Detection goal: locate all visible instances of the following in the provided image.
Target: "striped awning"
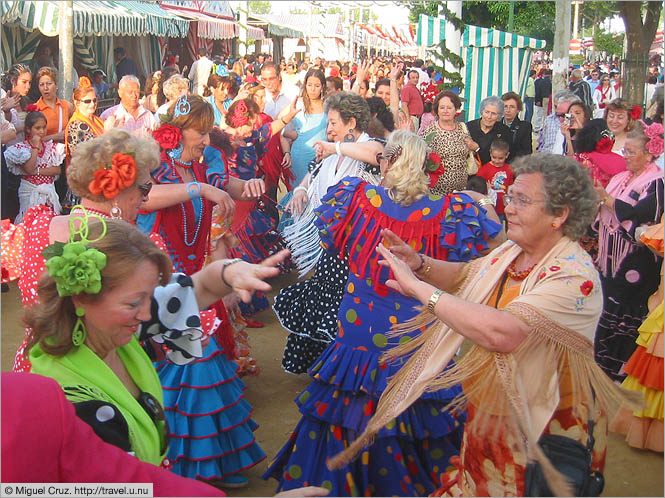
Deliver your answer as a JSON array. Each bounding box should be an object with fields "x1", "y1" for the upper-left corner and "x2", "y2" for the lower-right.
[
  {"x1": 1, "y1": 1, "x2": 189, "y2": 38},
  {"x1": 161, "y1": 7, "x2": 236, "y2": 39},
  {"x1": 418, "y1": 15, "x2": 546, "y2": 50},
  {"x1": 249, "y1": 14, "x2": 304, "y2": 39}
]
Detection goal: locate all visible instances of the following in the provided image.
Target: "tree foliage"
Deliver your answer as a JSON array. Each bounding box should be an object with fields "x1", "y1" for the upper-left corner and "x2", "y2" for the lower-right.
[
  {"x1": 593, "y1": 30, "x2": 624, "y2": 56},
  {"x1": 248, "y1": 1, "x2": 271, "y2": 15}
]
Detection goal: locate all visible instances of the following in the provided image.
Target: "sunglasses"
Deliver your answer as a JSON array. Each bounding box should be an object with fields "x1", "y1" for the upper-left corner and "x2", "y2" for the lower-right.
[
  {"x1": 137, "y1": 181, "x2": 153, "y2": 196},
  {"x1": 80, "y1": 98, "x2": 98, "y2": 104}
]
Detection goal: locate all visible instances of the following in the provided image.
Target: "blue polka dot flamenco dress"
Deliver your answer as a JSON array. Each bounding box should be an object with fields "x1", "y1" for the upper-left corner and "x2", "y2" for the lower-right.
[{"x1": 263, "y1": 177, "x2": 502, "y2": 496}]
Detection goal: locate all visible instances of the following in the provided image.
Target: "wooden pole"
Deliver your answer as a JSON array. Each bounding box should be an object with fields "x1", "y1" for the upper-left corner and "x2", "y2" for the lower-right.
[
  {"x1": 552, "y1": 0, "x2": 571, "y2": 97},
  {"x1": 58, "y1": 1, "x2": 74, "y2": 100}
]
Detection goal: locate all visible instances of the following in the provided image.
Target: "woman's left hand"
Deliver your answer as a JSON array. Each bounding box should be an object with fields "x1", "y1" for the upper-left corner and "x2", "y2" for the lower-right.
[
  {"x1": 223, "y1": 249, "x2": 290, "y2": 303},
  {"x1": 463, "y1": 136, "x2": 479, "y2": 152},
  {"x1": 242, "y1": 178, "x2": 265, "y2": 198},
  {"x1": 376, "y1": 243, "x2": 422, "y2": 298},
  {"x1": 314, "y1": 140, "x2": 336, "y2": 162}
]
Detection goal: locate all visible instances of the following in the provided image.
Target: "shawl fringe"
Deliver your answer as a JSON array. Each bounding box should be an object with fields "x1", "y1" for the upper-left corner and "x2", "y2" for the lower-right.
[
  {"x1": 282, "y1": 205, "x2": 322, "y2": 278},
  {"x1": 329, "y1": 301, "x2": 643, "y2": 497}
]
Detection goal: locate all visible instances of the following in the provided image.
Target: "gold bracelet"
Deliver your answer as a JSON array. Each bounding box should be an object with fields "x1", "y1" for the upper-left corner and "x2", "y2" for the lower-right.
[
  {"x1": 477, "y1": 197, "x2": 493, "y2": 207},
  {"x1": 417, "y1": 255, "x2": 431, "y2": 276},
  {"x1": 427, "y1": 289, "x2": 445, "y2": 314}
]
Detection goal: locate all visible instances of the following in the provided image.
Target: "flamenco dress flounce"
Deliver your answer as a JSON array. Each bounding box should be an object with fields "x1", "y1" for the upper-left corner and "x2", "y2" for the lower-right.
[{"x1": 264, "y1": 177, "x2": 502, "y2": 496}]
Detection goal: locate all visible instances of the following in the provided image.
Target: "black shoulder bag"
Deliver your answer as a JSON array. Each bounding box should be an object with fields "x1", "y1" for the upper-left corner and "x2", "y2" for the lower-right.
[{"x1": 524, "y1": 417, "x2": 605, "y2": 497}]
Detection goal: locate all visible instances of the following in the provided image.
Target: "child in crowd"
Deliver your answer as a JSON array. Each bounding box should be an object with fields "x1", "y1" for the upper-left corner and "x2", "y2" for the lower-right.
[
  {"x1": 475, "y1": 138, "x2": 514, "y2": 224},
  {"x1": 3, "y1": 108, "x2": 64, "y2": 223}
]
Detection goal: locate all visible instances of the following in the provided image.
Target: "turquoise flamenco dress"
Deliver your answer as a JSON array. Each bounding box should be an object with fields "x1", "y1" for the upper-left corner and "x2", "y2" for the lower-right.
[
  {"x1": 137, "y1": 153, "x2": 266, "y2": 482},
  {"x1": 263, "y1": 177, "x2": 501, "y2": 496}
]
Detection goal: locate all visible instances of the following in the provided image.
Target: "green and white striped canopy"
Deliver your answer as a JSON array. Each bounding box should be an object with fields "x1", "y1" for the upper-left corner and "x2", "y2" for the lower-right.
[
  {"x1": 1, "y1": 1, "x2": 189, "y2": 38},
  {"x1": 417, "y1": 15, "x2": 546, "y2": 120}
]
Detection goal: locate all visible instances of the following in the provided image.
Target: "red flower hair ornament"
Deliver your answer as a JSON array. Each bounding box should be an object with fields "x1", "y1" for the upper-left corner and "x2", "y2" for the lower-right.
[
  {"x1": 230, "y1": 100, "x2": 250, "y2": 128},
  {"x1": 25, "y1": 104, "x2": 40, "y2": 112},
  {"x1": 88, "y1": 152, "x2": 137, "y2": 199},
  {"x1": 424, "y1": 152, "x2": 445, "y2": 187},
  {"x1": 630, "y1": 105, "x2": 642, "y2": 120},
  {"x1": 594, "y1": 137, "x2": 614, "y2": 154},
  {"x1": 152, "y1": 123, "x2": 182, "y2": 150}
]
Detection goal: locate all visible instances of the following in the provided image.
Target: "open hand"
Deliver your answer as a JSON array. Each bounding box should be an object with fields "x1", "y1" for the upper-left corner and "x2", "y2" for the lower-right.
[
  {"x1": 202, "y1": 184, "x2": 235, "y2": 219},
  {"x1": 223, "y1": 249, "x2": 291, "y2": 303},
  {"x1": 286, "y1": 188, "x2": 308, "y2": 216},
  {"x1": 376, "y1": 243, "x2": 421, "y2": 298}
]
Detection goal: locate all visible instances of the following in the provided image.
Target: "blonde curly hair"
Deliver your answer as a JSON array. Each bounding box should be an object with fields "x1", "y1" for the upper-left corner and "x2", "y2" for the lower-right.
[
  {"x1": 67, "y1": 129, "x2": 159, "y2": 201},
  {"x1": 382, "y1": 129, "x2": 430, "y2": 206}
]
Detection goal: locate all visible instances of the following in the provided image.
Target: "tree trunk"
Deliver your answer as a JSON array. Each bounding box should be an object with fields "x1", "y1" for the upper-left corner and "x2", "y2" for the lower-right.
[
  {"x1": 552, "y1": 0, "x2": 571, "y2": 97},
  {"x1": 618, "y1": 1, "x2": 662, "y2": 108}
]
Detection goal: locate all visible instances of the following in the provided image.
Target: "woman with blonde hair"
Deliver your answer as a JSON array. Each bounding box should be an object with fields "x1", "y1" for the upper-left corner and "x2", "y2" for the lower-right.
[
  {"x1": 154, "y1": 74, "x2": 189, "y2": 121},
  {"x1": 33, "y1": 66, "x2": 73, "y2": 142},
  {"x1": 604, "y1": 98, "x2": 640, "y2": 155},
  {"x1": 264, "y1": 130, "x2": 502, "y2": 496}
]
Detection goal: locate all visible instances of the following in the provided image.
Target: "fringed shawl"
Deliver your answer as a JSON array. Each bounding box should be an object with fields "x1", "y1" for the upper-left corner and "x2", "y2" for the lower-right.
[
  {"x1": 282, "y1": 134, "x2": 374, "y2": 277},
  {"x1": 597, "y1": 162, "x2": 663, "y2": 278},
  {"x1": 329, "y1": 237, "x2": 642, "y2": 496}
]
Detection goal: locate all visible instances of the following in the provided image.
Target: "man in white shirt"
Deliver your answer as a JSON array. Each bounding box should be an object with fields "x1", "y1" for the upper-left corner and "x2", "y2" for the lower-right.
[
  {"x1": 411, "y1": 58, "x2": 430, "y2": 87},
  {"x1": 100, "y1": 75, "x2": 156, "y2": 137},
  {"x1": 188, "y1": 47, "x2": 214, "y2": 96},
  {"x1": 261, "y1": 62, "x2": 297, "y2": 119}
]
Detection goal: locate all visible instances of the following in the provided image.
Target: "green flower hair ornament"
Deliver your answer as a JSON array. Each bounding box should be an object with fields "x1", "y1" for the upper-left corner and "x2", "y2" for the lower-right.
[{"x1": 42, "y1": 206, "x2": 108, "y2": 297}]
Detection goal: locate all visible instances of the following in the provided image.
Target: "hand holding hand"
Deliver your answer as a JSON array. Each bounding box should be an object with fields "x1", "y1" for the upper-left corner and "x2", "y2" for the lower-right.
[{"x1": 223, "y1": 249, "x2": 291, "y2": 303}]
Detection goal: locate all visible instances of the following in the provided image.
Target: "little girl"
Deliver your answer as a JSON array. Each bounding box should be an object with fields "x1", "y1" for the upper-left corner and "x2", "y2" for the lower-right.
[{"x1": 3, "y1": 108, "x2": 64, "y2": 222}]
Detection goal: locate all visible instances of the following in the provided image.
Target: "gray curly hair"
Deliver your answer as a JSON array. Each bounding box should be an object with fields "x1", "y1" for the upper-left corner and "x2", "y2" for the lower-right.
[
  {"x1": 511, "y1": 153, "x2": 598, "y2": 240},
  {"x1": 479, "y1": 96, "x2": 505, "y2": 119},
  {"x1": 324, "y1": 91, "x2": 371, "y2": 132}
]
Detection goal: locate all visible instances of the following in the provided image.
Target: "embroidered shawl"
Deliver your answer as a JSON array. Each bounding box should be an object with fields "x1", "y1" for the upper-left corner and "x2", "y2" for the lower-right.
[{"x1": 330, "y1": 237, "x2": 641, "y2": 496}]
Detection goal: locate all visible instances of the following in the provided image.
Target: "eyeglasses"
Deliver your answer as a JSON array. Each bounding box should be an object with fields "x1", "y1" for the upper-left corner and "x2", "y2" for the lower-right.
[
  {"x1": 621, "y1": 147, "x2": 642, "y2": 157},
  {"x1": 80, "y1": 98, "x2": 98, "y2": 104},
  {"x1": 137, "y1": 181, "x2": 153, "y2": 196},
  {"x1": 503, "y1": 191, "x2": 547, "y2": 208}
]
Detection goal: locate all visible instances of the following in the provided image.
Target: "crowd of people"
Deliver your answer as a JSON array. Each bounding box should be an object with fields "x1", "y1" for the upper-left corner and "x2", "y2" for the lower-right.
[{"x1": 1, "y1": 43, "x2": 663, "y2": 497}]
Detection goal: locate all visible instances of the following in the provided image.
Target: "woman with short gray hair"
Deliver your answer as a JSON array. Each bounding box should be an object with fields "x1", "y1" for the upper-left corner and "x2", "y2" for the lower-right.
[
  {"x1": 466, "y1": 95, "x2": 513, "y2": 164},
  {"x1": 336, "y1": 152, "x2": 637, "y2": 496}
]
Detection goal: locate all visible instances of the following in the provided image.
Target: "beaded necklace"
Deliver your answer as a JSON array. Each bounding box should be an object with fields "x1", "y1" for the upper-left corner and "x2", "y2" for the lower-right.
[
  {"x1": 171, "y1": 156, "x2": 202, "y2": 247},
  {"x1": 506, "y1": 260, "x2": 537, "y2": 281},
  {"x1": 73, "y1": 206, "x2": 111, "y2": 219}
]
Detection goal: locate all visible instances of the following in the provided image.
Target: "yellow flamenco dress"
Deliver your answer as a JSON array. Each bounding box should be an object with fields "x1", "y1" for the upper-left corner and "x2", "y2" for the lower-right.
[{"x1": 610, "y1": 220, "x2": 664, "y2": 452}]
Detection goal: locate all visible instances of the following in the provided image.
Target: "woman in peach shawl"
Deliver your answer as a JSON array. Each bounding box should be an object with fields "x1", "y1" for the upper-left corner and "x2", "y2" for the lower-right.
[{"x1": 330, "y1": 154, "x2": 640, "y2": 497}]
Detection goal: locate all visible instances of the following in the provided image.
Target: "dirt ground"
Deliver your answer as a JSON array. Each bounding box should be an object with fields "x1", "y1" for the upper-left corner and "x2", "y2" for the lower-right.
[{"x1": 2, "y1": 272, "x2": 663, "y2": 497}]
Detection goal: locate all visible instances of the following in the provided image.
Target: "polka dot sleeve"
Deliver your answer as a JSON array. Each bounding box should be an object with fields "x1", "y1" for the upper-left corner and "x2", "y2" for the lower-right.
[{"x1": 138, "y1": 273, "x2": 204, "y2": 365}]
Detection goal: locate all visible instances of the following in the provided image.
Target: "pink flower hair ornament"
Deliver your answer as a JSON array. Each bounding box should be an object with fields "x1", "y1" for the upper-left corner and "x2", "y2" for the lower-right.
[{"x1": 642, "y1": 121, "x2": 664, "y2": 157}]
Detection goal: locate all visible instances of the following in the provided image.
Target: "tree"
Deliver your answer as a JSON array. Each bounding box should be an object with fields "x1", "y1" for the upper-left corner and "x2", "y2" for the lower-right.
[
  {"x1": 248, "y1": 1, "x2": 271, "y2": 15},
  {"x1": 618, "y1": 1, "x2": 662, "y2": 106},
  {"x1": 593, "y1": 30, "x2": 624, "y2": 57}
]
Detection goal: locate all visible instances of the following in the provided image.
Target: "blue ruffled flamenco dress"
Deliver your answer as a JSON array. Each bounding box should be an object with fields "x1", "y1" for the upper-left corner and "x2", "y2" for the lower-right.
[{"x1": 263, "y1": 177, "x2": 502, "y2": 496}]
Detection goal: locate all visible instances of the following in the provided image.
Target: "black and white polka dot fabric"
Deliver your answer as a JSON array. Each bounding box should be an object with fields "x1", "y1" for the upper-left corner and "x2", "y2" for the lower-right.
[
  {"x1": 138, "y1": 273, "x2": 204, "y2": 365},
  {"x1": 273, "y1": 251, "x2": 349, "y2": 374}
]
